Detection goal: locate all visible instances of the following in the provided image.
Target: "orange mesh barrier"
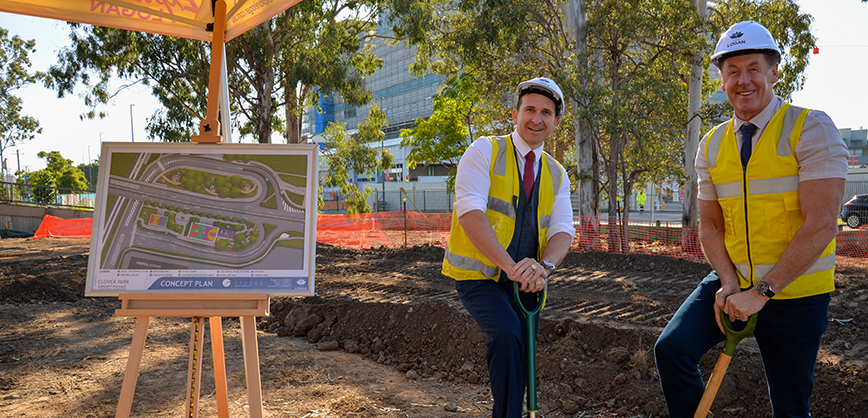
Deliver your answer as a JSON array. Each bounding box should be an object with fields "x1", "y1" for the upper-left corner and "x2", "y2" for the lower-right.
[
  {"x1": 835, "y1": 228, "x2": 868, "y2": 267},
  {"x1": 25, "y1": 211, "x2": 868, "y2": 267},
  {"x1": 317, "y1": 211, "x2": 452, "y2": 248},
  {"x1": 32, "y1": 214, "x2": 93, "y2": 239},
  {"x1": 571, "y1": 216, "x2": 706, "y2": 263},
  {"x1": 316, "y1": 213, "x2": 868, "y2": 267}
]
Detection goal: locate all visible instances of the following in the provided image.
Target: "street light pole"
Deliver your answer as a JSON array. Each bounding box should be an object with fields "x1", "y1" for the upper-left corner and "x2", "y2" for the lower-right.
[{"x1": 130, "y1": 104, "x2": 135, "y2": 142}]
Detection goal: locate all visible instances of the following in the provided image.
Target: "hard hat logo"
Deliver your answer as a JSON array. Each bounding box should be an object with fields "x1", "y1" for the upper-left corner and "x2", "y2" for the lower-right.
[{"x1": 730, "y1": 31, "x2": 744, "y2": 39}]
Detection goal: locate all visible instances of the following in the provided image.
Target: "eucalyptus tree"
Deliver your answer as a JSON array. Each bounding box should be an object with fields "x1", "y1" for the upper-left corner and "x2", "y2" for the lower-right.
[
  {"x1": 46, "y1": 0, "x2": 388, "y2": 144},
  {"x1": 578, "y1": 0, "x2": 707, "y2": 251},
  {"x1": 0, "y1": 28, "x2": 42, "y2": 174},
  {"x1": 319, "y1": 104, "x2": 392, "y2": 213}
]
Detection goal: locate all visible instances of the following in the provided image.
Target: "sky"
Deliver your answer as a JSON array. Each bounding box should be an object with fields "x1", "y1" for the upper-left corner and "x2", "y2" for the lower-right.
[{"x1": 0, "y1": 0, "x2": 866, "y2": 175}]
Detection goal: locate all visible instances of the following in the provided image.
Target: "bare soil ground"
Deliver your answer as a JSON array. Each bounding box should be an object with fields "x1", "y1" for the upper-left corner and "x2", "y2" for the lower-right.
[{"x1": 1, "y1": 237, "x2": 867, "y2": 418}]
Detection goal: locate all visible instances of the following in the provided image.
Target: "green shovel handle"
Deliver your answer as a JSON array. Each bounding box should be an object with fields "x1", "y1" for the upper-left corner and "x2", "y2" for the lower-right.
[
  {"x1": 512, "y1": 281, "x2": 547, "y2": 416},
  {"x1": 720, "y1": 311, "x2": 757, "y2": 356},
  {"x1": 512, "y1": 280, "x2": 547, "y2": 318}
]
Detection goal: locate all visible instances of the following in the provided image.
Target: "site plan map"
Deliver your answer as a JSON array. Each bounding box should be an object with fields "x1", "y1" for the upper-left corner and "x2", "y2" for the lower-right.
[{"x1": 86, "y1": 143, "x2": 318, "y2": 296}]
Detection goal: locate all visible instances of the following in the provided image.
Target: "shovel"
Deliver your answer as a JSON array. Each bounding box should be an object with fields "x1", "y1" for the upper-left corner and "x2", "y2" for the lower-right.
[
  {"x1": 693, "y1": 311, "x2": 758, "y2": 418},
  {"x1": 512, "y1": 281, "x2": 547, "y2": 418}
]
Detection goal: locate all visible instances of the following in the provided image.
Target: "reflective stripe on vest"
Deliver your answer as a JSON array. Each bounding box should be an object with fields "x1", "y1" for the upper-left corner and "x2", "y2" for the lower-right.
[
  {"x1": 734, "y1": 253, "x2": 835, "y2": 281},
  {"x1": 704, "y1": 104, "x2": 835, "y2": 299}
]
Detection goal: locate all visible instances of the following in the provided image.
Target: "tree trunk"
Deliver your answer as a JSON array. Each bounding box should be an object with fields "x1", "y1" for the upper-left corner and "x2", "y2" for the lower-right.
[
  {"x1": 606, "y1": 54, "x2": 623, "y2": 253},
  {"x1": 683, "y1": 0, "x2": 706, "y2": 253},
  {"x1": 256, "y1": 69, "x2": 274, "y2": 144},
  {"x1": 285, "y1": 75, "x2": 301, "y2": 144},
  {"x1": 567, "y1": 0, "x2": 601, "y2": 250}
]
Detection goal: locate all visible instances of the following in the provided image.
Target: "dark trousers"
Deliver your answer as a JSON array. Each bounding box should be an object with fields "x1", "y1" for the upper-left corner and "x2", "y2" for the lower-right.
[
  {"x1": 654, "y1": 272, "x2": 830, "y2": 418},
  {"x1": 456, "y1": 278, "x2": 540, "y2": 418}
]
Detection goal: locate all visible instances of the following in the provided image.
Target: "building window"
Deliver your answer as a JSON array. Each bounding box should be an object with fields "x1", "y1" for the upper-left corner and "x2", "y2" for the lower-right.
[{"x1": 344, "y1": 107, "x2": 356, "y2": 119}]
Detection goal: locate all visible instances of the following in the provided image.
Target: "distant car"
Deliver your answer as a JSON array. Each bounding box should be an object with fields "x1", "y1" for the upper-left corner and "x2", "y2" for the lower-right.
[{"x1": 841, "y1": 194, "x2": 868, "y2": 228}]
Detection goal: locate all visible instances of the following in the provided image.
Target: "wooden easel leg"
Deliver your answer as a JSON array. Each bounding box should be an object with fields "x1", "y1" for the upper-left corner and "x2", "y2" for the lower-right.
[
  {"x1": 209, "y1": 317, "x2": 230, "y2": 418},
  {"x1": 240, "y1": 316, "x2": 264, "y2": 418},
  {"x1": 185, "y1": 317, "x2": 206, "y2": 418},
  {"x1": 116, "y1": 316, "x2": 150, "y2": 418}
]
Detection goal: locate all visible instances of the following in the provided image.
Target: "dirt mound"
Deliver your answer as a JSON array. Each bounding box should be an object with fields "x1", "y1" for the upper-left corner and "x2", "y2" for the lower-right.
[{"x1": 1, "y1": 237, "x2": 867, "y2": 417}]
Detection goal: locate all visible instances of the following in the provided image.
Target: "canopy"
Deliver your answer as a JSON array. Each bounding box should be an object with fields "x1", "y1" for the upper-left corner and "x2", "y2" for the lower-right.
[{"x1": 0, "y1": 0, "x2": 302, "y2": 41}]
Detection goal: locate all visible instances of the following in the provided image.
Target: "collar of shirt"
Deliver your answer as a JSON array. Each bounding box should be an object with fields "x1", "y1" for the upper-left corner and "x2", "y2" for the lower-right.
[
  {"x1": 733, "y1": 96, "x2": 783, "y2": 148},
  {"x1": 511, "y1": 130, "x2": 544, "y2": 177}
]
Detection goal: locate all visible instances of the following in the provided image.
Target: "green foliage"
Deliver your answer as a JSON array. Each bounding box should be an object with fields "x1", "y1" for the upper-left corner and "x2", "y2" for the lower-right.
[
  {"x1": 400, "y1": 73, "x2": 492, "y2": 192},
  {"x1": 708, "y1": 0, "x2": 816, "y2": 102},
  {"x1": 580, "y1": 0, "x2": 708, "y2": 214},
  {"x1": 47, "y1": 0, "x2": 391, "y2": 144},
  {"x1": 215, "y1": 239, "x2": 230, "y2": 251},
  {"x1": 77, "y1": 161, "x2": 99, "y2": 190},
  {"x1": 319, "y1": 104, "x2": 390, "y2": 214},
  {"x1": 26, "y1": 170, "x2": 57, "y2": 204},
  {"x1": 0, "y1": 28, "x2": 43, "y2": 168},
  {"x1": 320, "y1": 106, "x2": 388, "y2": 186},
  {"x1": 345, "y1": 185, "x2": 373, "y2": 214},
  {"x1": 37, "y1": 151, "x2": 88, "y2": 190}
]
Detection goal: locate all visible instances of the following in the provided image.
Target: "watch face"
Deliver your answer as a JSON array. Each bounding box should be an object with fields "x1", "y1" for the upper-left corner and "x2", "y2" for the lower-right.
[
  {"x1": 541, "y1": 260, "x2": 555, "y2": 270},
  {"x1": 757, "y1": 281, "x2": 774, "y2": 297}
]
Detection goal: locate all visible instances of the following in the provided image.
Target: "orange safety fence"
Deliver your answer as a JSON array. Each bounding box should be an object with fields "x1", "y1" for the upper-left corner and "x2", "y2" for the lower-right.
[
  {"x1": 32, "y1": 214, "x2": 93, "y2": 239},
  {"x1": 317, "y1": 211, "x2": 452, "y2": 248},
  {"x1": 28, "y1": 212, "x2": 868, "y2": 267},
  {"x1": 316, "y1": 212, "x2": 868, "y2": 267}
]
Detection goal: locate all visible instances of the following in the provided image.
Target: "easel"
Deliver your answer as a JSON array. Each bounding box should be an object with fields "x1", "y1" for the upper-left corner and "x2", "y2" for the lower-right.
[
  {"x1": 114, "y1": 3, "x2": 266, "y2": 416},
  {"x1": 113, "y1": 293, "x2": 270, "y2": 418}
]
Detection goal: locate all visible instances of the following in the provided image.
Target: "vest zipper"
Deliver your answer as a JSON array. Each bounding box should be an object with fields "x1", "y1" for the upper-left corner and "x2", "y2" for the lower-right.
[{"x1": 742, "y1": 165, "x2": 754, "y2": 286}]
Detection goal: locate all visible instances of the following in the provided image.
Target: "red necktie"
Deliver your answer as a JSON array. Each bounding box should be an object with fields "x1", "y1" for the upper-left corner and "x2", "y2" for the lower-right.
[{"x1": 523, "y1": 151, "x2": 535, "y2": 200}]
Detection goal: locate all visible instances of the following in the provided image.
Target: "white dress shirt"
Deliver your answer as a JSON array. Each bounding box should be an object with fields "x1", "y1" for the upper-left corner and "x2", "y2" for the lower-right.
[
  {"x1": 453, "y1": 131, "x2": 576, "y2": 240},
  {"x1": 696, "y1": 96, "x2": 849, "y2": 201}
]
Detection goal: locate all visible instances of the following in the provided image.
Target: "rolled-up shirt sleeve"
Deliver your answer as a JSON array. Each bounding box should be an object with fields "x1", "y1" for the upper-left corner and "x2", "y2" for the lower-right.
[{"x1": 795, "y1": 110, "x2": 849, "y2": 181}]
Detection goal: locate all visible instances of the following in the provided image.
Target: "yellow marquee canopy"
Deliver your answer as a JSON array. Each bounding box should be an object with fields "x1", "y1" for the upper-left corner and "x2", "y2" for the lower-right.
[{"x1": 0, "y1": 0, "x2": 302, "y2": 41}]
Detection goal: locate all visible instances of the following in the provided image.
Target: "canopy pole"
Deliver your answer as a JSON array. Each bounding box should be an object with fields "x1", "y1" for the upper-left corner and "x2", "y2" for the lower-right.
[{"x1": 192, "y1": 0, "x2": 227, "y2": 144}]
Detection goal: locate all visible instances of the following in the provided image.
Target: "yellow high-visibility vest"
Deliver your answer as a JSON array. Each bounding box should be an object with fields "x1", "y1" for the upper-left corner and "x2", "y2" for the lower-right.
[
  {"x1": 442, "y1": 136, "x2": 563, "y2": 281},
  {"x1": 704, "y1": 104, "x2": 835, "y2": 299}
]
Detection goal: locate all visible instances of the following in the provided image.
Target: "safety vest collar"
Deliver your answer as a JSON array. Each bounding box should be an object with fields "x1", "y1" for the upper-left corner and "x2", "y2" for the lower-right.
[{"x1": 706, "y1": 104, "x2": 806, "y2": 169}]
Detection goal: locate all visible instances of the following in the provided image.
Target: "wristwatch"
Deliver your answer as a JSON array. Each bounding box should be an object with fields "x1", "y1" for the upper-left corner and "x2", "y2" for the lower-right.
[
  {"x1": 755, "y1": 280, "x2": 776, "y2": 298},
  {"x1": 541, "y1": 260, "x2": 556, "y2": 273}
]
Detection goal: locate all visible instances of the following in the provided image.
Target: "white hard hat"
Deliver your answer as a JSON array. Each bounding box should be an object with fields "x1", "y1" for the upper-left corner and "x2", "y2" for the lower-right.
[
  {"x1": 514, "y1": 77, "x2": 564, "y2": 116},
  {"x1": 711, "y1": 21, "x2": 781, "y2": 68}
]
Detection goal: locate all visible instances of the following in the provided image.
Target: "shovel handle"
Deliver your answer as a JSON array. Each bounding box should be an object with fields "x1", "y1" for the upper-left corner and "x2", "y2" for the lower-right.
[
  {"x1": 720, "y1": 311, "x2": 757, "y2": 356},
  {"x1": 693, "y1": 352, "x2": 732, "y2": 418},
  {"x1": 693, "y1": 311, "x2": 757, "y2": 418},
  {"x1": 512, "y1": 282, "x2": 546, "y2": 416}
]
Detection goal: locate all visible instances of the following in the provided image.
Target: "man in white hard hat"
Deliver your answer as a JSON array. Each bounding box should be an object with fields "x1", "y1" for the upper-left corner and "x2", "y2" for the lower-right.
[
  {"x1": 654, "y1": 21, "x2": 848, "y2": 417},
  {"x1": 442, "y1": 77, "x2": 575, "y2": 418}
]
